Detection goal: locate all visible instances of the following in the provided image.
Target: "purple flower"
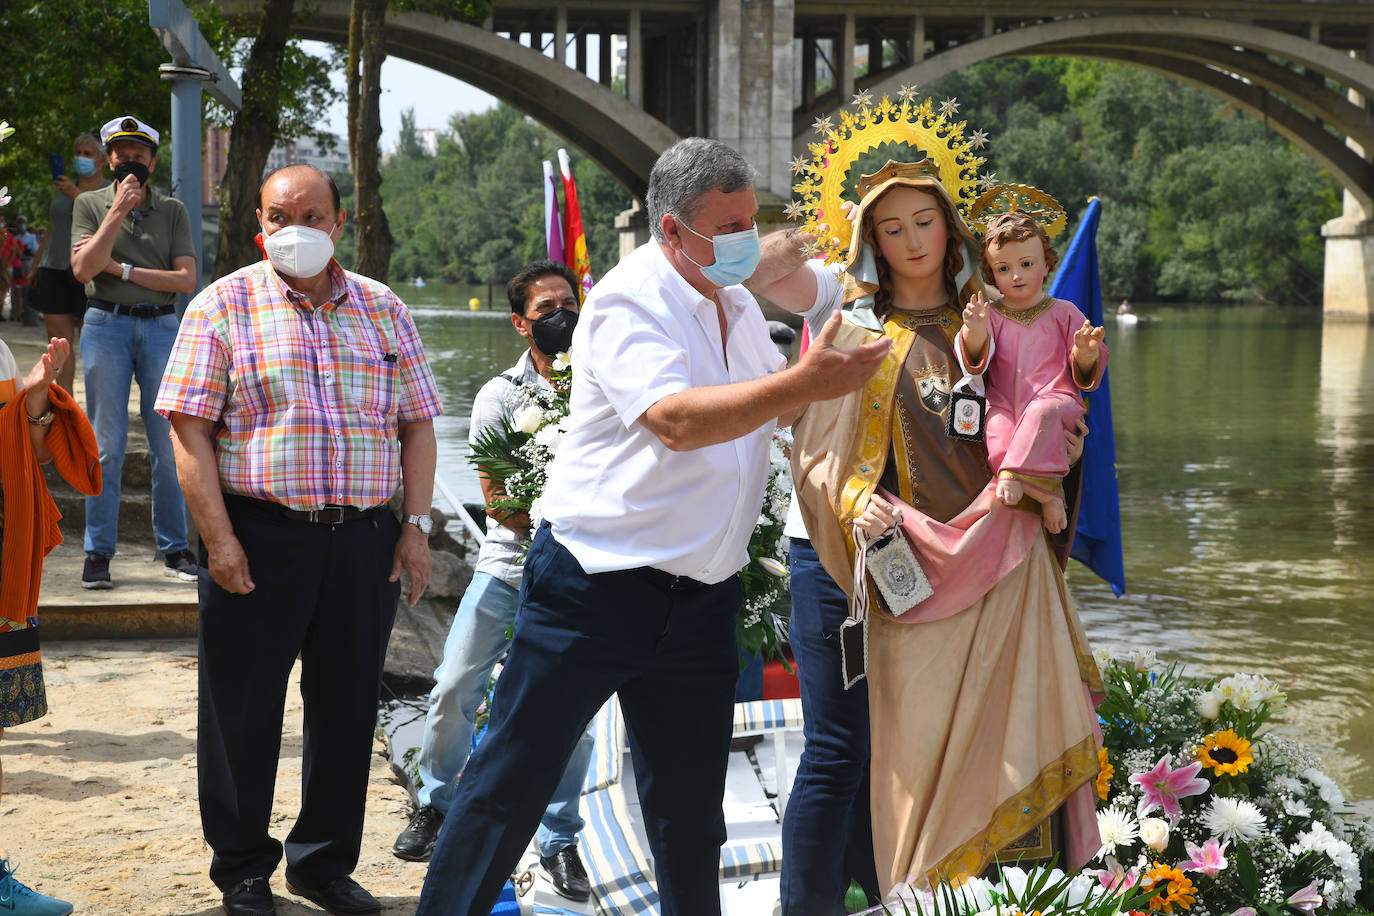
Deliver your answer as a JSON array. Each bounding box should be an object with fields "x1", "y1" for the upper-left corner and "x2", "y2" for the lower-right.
[
  {"x1": 1128, "y1": 755, "x2": 1210, "y2": 824},
  {"x1": 1286, "y1": 881, "x2": 1323, "y2": 915}
]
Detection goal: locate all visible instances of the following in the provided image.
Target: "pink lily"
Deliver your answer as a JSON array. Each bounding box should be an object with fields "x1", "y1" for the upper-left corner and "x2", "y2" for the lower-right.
[
  {"x1": 1181, "y1": 838, "x2": 1229, "y2": 878},
  {"x1": 1128, "y1": 754, "x2": 1210, "y2": 824},
  {"x1": 1286, "y1": 881, "x2": 1323, "y2": 915},
  {"x1": 1096, "y1": 857, "x2": 1140, "y2": 892},
  {"x1": 1232, "y1": 909, "x2": 1257, "y2": 916}
]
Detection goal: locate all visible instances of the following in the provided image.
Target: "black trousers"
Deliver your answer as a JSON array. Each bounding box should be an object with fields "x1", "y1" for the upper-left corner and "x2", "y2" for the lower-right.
[
  {"x1": 197, "y1": 497, "x2": 401, "y2": 890},
  {"x1": 416, "y1": 522, "x2": 742, "y2": 916}
]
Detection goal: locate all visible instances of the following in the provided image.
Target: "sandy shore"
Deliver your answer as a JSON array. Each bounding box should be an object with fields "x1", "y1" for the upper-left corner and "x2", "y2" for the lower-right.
[{"x1": 1, "y1": 639, "x2": 431, "y2": 915}]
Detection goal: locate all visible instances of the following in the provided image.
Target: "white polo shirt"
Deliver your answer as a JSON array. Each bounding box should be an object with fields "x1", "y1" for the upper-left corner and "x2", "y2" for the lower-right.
[{"x1": 541, "y1": 241, "x2": 787, "y2": 584}]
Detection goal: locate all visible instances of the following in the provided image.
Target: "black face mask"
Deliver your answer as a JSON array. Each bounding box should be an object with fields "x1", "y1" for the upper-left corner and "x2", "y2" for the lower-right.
[
  {"x1": 530, "y1": 307, "x2": 578, "y2": 356},
  {"x1": 112, "y1": 160, "x2": 150, "y2": 186}
]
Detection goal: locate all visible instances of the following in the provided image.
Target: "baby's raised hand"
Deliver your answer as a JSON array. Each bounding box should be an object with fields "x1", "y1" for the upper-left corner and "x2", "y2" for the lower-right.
[
  {"x1": 960, "y1": 291, "x2": 991, "y2": 358},
  {"x1": 1072, "y1": 319, "x2": 1105, "y2": 371}
]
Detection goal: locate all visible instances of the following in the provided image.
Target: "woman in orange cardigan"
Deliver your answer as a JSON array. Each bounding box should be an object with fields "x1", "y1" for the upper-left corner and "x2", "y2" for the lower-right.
[{"x1": 1, "y1": 334, "x2": 100, "y2": 914}]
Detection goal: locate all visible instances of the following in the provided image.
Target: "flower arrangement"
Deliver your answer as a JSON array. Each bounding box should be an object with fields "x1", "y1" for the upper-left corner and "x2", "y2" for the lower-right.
[
  {"x1": 466, "y1": 350, "x2": 792, "y2": 662},
  {"x1": 1091, "y1": 653, "x2": 1373, "y2": 916}
]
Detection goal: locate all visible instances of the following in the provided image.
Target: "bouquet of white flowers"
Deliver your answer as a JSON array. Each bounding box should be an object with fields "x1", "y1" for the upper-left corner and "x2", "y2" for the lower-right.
[
  {"x1": 1091, "y1": 654, "x2": 1373, "y2": 916},
  {"x1": 467, "y1": 351, "x2": 792, "y2": 662}
]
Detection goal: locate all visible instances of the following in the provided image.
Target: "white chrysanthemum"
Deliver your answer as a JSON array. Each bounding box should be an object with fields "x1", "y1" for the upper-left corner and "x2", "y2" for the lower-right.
[
  {"x1": 1096, "y1": 808, "x2": 1139, "y2": 859},
  {"x1": 1270, "y1": 775, "x2": 1305, "y2": 796},
  {"x1": 1197, "y1": 689, "x2": 1222, "y2": 720},
  {"x1": 1300, "y1": 767, "x2": 1345, "y2": 807},
  {"x1": 1202, "y1": 796, "x2": 1265, "y2": 843},
  {"x1": 1282, "y1": 797, "x2": 1313, "y2": 819},
  {"x1": 533, "y1": 424, "x2": 563, "y2": 452}
]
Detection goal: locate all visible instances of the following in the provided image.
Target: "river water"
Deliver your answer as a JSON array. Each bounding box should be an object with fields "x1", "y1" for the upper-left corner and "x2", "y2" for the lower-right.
[{"x1": 400, "y1": 286, "x2": 1374, "y2": 801}]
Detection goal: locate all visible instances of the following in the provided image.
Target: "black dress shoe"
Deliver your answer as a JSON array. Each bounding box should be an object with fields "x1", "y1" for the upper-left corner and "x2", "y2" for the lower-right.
[
  {"x1": 392, "y1": 804, "x2": 444, "y2": 862},
  {"x1": 540, "y1": 845, "x2": 591, "y2": 902},
  {"x1": 222, "y1": 877, "x2": 276, "y2": 916},
  {"x1": 283, "y1": 874, "x2": 381, "y2": 915}
]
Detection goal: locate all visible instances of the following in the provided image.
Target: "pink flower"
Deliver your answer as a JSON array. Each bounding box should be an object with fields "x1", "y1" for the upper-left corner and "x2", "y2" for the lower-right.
[
  {"x1": 1232, "y1": 909, "x2": 1257, "y2": 916},
  {"x1": 1128, "y1": 754, "x2": 1210, "y2": 824},
  {"x1": 1097, "y1": 857, "x2": 1140, "y2": 892},
  {"x1": 1180, "y1": 838, "x2": 1229, "y2": 878},
  {"x1": 1286, "y1": 881, "x2": 1323, "y2": 915}
]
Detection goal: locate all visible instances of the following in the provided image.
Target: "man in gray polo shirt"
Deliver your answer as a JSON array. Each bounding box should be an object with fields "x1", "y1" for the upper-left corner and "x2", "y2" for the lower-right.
[{"x1": 70, "y1": 115, "x2": 199, "y2": 589}]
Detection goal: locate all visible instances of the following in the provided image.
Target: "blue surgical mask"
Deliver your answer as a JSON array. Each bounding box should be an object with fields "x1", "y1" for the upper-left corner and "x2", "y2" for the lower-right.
[
  {"x1": 73, "y1": 155, "x2": 98, "y2": 178},
  {"x1": 679, "y1": 221, "x2": 762, "y2": 288}
]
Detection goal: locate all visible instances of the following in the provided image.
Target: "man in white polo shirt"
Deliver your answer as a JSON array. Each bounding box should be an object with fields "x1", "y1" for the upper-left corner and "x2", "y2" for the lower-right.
[{"x1": 414, "y1": 137, "x2": 890, "y2": 916}]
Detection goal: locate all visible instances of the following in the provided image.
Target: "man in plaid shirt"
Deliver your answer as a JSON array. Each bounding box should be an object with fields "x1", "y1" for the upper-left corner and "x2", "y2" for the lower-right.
[{"x1": 156, "y1": 164, "x2": 442, "y2": 916}]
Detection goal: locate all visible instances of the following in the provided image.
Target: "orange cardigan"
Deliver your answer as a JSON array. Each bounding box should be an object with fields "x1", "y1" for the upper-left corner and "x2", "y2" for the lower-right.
[{"x1": 1, "y1": 384, "x2": 101, "y2": 623}]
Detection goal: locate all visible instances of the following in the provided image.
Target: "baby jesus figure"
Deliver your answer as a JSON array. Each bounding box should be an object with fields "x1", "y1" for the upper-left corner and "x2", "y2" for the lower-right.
[{"x1": 957, "y1": 211, "x2": 1107, "y2": 533}]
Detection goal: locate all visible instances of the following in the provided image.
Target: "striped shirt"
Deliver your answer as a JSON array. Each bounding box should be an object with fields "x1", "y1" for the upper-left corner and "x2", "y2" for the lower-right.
[{"x1": 155, "y1": 259, "x2": 443, "y2": 511}]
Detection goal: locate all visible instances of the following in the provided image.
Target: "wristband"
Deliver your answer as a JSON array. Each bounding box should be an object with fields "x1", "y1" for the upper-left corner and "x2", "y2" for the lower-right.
[
  {"x1": 26, "y1": 407, "x2": 55, "y2": 427},
  {"x1": 120, "y1": 262, "x2": 132, "y2": 281}
]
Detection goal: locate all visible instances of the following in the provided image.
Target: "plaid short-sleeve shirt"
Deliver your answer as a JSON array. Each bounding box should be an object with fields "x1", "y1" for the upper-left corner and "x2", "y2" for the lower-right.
[{"x1": 155, "y1": 260, "x2": 443, "y2": 511}]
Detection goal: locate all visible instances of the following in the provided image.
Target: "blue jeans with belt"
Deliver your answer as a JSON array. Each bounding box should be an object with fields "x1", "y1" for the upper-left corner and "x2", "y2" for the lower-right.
[
  {"x1": 79, "y1": 306, "x2": 189, "y2": 556},
  {"x1": 416, "y1": 571, "x2": 595, "y2": 857},
  {"x1": 780, "y1": 537, "x2": 881, "y2": 914},
  {"x1": 416, "y1": 522, "x2": 742, "y2": 916}
]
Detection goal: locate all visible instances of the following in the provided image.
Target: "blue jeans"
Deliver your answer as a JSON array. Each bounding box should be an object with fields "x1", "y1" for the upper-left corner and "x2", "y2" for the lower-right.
[
  {"x1": 417, "y1": 571, "x2": 594, "y2": 856},
  {"x1": 79, "y1": 308, "x2": 188, "y2": 556},
  {"x1": 780, "y1": 538, "x2": 880, "y2": 915},
  {"x1": 417, "y1": 523, "x2": 741, "y2": 916}
]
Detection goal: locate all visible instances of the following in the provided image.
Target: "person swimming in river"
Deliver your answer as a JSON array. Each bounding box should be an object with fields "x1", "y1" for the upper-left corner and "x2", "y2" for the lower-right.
[{"x1": 957, "y1": 211, "x2": 1107, "y2": 533}]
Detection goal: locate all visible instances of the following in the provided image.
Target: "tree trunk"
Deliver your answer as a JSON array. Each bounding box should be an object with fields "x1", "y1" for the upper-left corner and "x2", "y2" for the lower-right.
[
  {"x1": 212, "y1": 0, "x2": 296, "y2": 280},
  {"x1": 348, "y1": 0, "x2": 393, "y2": 282}
]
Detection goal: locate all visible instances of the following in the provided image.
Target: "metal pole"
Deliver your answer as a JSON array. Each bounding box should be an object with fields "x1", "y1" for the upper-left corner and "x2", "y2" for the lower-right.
[{"x1": 164, "y1": 69, "x2": 206, "y2": 307}]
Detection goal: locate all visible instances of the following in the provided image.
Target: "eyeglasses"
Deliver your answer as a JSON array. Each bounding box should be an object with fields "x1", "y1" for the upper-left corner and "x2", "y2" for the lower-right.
[{"x1": 128, "y1": 209, "x2": 143, "y2": 239}]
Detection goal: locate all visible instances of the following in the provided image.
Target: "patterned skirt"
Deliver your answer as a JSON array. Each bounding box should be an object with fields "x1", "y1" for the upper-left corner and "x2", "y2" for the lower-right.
[{"x1": 0, "y1": 616, "x2": 48, "y2": 728}]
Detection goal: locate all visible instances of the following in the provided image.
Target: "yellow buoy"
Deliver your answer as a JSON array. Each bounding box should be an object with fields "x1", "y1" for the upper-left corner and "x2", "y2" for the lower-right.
[{"x1": 468, "y1": 297, "x2": 482, "y2": 311}]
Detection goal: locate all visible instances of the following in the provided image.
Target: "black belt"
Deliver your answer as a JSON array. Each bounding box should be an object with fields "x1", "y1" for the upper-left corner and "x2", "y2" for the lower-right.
[
  {"x1": 635, "y1": 566, "x2": 712, "y2": 592},
  {"x1": 226, "y1": 494, "x2": 386, "y2": 526},
  {"x1": 88, "y1": 298, "x2": 174, "y2": 318}
]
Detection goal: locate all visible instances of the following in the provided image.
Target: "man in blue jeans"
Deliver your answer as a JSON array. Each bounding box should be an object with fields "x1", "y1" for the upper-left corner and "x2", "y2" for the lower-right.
[
  {"x1": 392, "y1": 259, "x2": 595, "y2": 901},
  {"x1": 70, "y1": 115, "x2": 198, "y2": 589}
]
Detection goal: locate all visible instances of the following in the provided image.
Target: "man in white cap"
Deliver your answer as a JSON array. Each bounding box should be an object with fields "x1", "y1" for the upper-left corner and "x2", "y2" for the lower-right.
[{"x1": 70, "y1": 115, "x2": 199, "y2": 589}]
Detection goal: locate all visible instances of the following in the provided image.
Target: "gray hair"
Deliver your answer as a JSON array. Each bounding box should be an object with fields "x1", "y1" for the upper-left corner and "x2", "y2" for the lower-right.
[{"x1": 647, "y1": 138, "x2": 756, "y2": 242}]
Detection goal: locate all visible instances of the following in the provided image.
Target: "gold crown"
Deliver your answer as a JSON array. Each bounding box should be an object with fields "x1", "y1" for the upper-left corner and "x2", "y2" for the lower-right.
[
  {"x1": 966, "y1": 183, "x2": 1067, "y2": 239},
  {"x1": 786, "y1": 89, "x2": 1067, "y2": 262}
]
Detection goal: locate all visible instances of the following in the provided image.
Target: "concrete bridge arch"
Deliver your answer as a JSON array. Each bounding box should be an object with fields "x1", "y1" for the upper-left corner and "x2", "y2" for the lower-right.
[
  {"x1": 224, "y1": 0, "x2": 679, "y2": 200},
  {"x1": 802, "y1": 15, "x2": 1374, "y2": 214}
]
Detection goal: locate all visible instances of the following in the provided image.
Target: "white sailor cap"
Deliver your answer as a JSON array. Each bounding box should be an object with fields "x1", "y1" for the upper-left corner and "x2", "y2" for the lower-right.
[{"x1": 100, "y1": 116, "x2": 160, "y2": 151}]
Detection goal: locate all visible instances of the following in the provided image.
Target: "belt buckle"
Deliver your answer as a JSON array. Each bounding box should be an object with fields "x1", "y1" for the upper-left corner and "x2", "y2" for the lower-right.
[{"x1": 310, "y1": 505, "x2": 348, "y2": 525}]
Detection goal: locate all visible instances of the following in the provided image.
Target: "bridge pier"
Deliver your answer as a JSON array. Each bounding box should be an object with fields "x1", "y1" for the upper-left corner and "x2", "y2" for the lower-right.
[
  {"x1": 708, "y1": 0, "x2": 795, "y2": 200},
  {"x1": 1322, "y1": 201, "x2": 1374, "y2": 322}
]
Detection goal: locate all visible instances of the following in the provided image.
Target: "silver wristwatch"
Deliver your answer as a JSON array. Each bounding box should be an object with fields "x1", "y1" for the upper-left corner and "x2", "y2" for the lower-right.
[{"x1": 404, "y1": 513, "x2": 434, "y2": 535}]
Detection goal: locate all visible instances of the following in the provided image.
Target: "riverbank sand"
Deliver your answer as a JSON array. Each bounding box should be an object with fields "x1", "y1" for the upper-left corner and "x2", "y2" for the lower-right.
[{"x1": 1, "y1": 640, "x2": 429, "y2": 914}]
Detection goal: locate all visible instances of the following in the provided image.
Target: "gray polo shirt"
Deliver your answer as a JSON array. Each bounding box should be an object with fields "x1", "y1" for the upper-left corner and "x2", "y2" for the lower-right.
[{"x1": 71, "y1": 183, "x2": 195, "y2": 306}]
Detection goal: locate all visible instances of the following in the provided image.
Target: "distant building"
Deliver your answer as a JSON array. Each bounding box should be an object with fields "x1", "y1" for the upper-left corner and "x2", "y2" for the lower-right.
[
  {"x1": 265, "y1": 131, "x2": 351, "y2": 176},
  {"x1": 202, "y1": 126, "x2": 231, "y2": 208}
]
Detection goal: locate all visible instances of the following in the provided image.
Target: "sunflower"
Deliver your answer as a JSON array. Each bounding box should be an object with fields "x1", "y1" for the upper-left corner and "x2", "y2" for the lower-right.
[
  {"x1": 1096, "y1": 747, "x2": 1115, "y2": 800},
  {"x1": 1142, "y1": 863, "x2": 1197, "y2": 914},
  {"x1": 1197, "y1": 729, "x2": 1254, "y2": 777}
]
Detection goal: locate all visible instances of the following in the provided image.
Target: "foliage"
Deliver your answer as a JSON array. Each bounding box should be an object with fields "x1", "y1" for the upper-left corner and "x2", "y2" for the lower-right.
[
  {"x1": 1091, "y1": 652, "x2": 1374, "y2": 915},
  {"x1": 921, "y1": 60, "x2": 1343, "y2": 305},
  {"x1": 853, "y1": 862, "x2": 1147, "y2": 916},
  {"x1": 339, "y1": 104, "x2": 631, "y2": 282},
  {"x1": 0, "y1": 0, "x2": 338, "y2": 224},
  {"x1": 466, "y1": 353, "x2": 791, "y2": 664}
]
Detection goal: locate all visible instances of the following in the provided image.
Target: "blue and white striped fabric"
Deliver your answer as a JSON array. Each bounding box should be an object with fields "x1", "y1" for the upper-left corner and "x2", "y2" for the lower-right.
[{"x1": 732, "y1": 698, "x2": 804, "y2": 735}]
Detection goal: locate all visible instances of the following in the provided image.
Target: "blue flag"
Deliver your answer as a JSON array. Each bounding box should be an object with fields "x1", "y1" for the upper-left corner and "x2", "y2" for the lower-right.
[{"x1": 1047, "y1": 198, "x2": 1125, "y2": 596}]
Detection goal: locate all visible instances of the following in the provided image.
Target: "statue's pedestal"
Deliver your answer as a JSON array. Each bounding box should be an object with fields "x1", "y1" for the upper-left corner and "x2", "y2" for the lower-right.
[{"x1": 1322, "y1": 215, "x2": 1374, "y2": 321}]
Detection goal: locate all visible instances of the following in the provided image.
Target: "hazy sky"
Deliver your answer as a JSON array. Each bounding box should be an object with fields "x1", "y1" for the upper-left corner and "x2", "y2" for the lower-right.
[
  {"x1": 301, "y1": 32, "x2": 608, "y2": 152},
  {"x1": 301, "y1": 40, "x2": 497, "y2": 149}
]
